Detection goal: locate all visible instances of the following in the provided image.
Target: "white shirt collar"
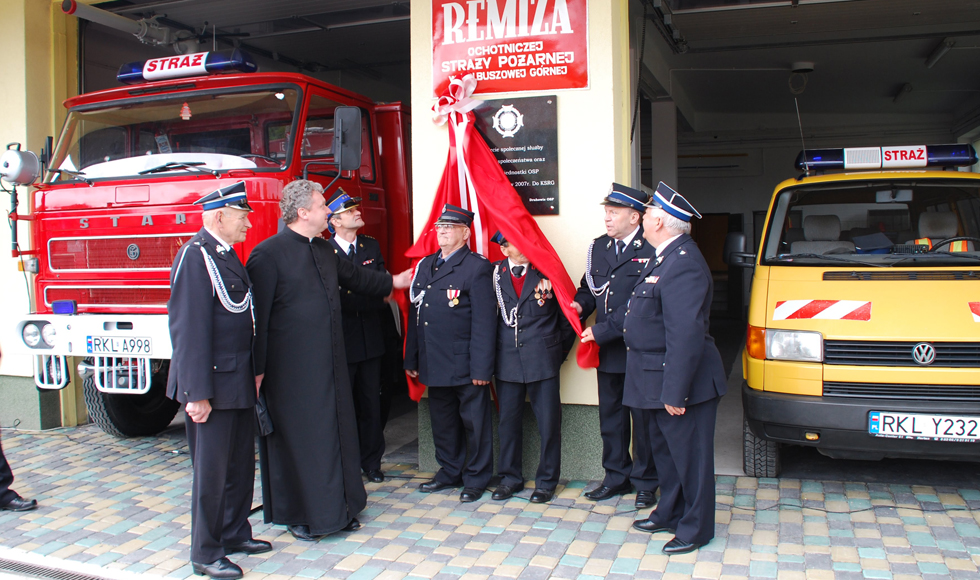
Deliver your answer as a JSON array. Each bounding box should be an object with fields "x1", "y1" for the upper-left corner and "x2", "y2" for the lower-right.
[
  {"x1": 656, "y1": 234, "x2": 683, "y2": 256},
  {"x1": 507, "y1": 258, "x2": 529, "y2": 276},
  {"x1": 334, "y1": 235, "x2": 356, "y2": 254},
  {"x1": 204, "y1": 227, "x2": 231, "y2": 251},
  {"x1": 617, "y1": 226, "x2": 641, "y2": 250}
]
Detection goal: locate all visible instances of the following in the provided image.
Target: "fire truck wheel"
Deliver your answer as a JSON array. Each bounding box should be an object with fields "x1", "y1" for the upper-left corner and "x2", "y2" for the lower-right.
[
  {"x1": 743, "y1": 417, "x2": 781, "y2": 478},
  {"x1": 82, "y1": 360, "x2": 180, "y2": 438}
]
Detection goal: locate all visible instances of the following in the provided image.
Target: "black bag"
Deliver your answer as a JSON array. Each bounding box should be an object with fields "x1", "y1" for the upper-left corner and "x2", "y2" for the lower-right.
[{"x1": 255, "y1": 391, "x2": 274, "y2": 436}]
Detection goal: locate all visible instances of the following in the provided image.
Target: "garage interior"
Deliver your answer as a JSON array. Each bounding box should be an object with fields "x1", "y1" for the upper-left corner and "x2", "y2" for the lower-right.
[{"x1": 77, "y1": 0, "x2": 980, "y2": 484}]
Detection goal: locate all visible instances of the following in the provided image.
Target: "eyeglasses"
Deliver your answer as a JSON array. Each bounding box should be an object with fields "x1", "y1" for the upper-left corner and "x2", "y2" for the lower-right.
[{"x1": 434, "y1": 224, "x2": 460, "y2": 231}]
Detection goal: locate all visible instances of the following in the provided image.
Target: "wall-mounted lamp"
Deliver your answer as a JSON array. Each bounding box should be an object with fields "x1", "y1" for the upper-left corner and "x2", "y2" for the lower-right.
[
  {"x1": 925, "y1": 38, "x2": 956, "y2": 68},
  {"x1": 893, "y1": 83, "x2": 913, "y2": 103}
]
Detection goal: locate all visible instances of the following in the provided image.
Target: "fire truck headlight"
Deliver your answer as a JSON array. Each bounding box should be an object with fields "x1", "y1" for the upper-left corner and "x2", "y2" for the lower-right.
[
  {"x1": 766, "y1": 329, "x2": 823, "y2": 362},
  {"x1": 22, "y1": 323, "x2": 41, "y2": 348},
  {"x1": 40, "y1": 323, "x2": 57, "y2": 347}
]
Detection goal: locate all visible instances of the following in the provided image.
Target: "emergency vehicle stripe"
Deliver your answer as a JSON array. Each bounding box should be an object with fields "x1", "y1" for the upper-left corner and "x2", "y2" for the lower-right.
[
  {"x1": 773, "y1": 300, "x2": 872, "y2": 321},
  {"x1": 970, "y1": 302, "x2": 980, "y2": 322}
]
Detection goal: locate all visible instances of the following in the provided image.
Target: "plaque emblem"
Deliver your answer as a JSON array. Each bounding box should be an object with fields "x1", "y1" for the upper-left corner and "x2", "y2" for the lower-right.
[
  {"x1": 911, "y1": 343, "x2": 936, "y2": 366},
  {"x1": 126, "y1": 243, "x2": 141, "y2": 261},
  {"x1": 492, "y1": 104, "x2": 524, "y2": 138}
]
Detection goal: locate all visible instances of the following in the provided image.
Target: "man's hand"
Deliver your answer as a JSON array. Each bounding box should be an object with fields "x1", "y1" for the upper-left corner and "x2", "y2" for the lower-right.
[
  {"x1": 186, "y1": 400, "x2": 212, "y2": 423},
  {"x1": 392, "y1": 268, "x2": 413, "y2": 289},
  {"x1": 406, "y1": 369, "x2": 419, "y2": 378},
  {"x1": 255, "y1": 374, "x2": 264, "y2": 396},
  {"x1": 569, "y1": 300, "x2": 583, "y2": 316},
  {"x1": 665, "y1": 404, "x2": 686, "y2": 416},
  {"x1": 472, "y1": 379, "x2": 490, "y2": 386},
  {"x1": 580, "y1": 327, "x2": 595, "y2": 343}
]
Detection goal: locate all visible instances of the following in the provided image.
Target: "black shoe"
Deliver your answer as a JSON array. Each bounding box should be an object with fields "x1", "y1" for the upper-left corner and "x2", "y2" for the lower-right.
[
  {"x1": 192, "y1": 558, "x2": 243, "y2": 580},
  {"x1": 632, "y1": 519, "x2": 672, "y2": 534},
  {"x1": 635, "y1": 490, "x2": 656, "y2": 509},
  {"x1": 584, "y1": 483, "x2": 631, "y2": 501},
  {"x1": 491, "y1": 484, "x2": 524, "y2": 501},
  {"x1": 224, "y1": 538, "x2": 272, "y2": 555},
  {"x1": 459, "y1": 488, "x2": 484, "y2": 503},
  {"x1": 366, "y1": 470, "x2": 384, "y2": 483},
  {"x1": 529, "y1": 488, "x2": 554, "y2": 504},
  {"x1": 0, "y1": 496, "x2": 37, "y2": 512},
  {"x1": 662, "y1": 537, "x2": 704, "y2": 555},
  {"x1": 342, "y1": 518, "x2": 361, "y2": 532},
  {"x1": 287, "y1": 525, "x2": 320, "y2": 542},
  {"x1": 419, "y1": 479, "x2": 460, "y2": 493}
]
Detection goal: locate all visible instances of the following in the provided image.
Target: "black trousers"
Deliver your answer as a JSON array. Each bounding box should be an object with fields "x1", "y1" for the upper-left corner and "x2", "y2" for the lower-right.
[
  {"x1": 640, "y1": 398, "x2": 719, "y2": 545},
  {"x1": 427, "y1": 384, "x2": 493, "y2": 490},
  {"x1": 596, "y1": 371, "x2": 657, "y2": 491},
  {"x1": 185, "y1": 408, "x2": 255, "y2": 563},
  {"x1": 496, "y1": 377, "x2": 562, "y2": 491},
  {"x1": 0, "y1": 431, "x2": 18, "y2": 507},
  {"x1": 348, "y1": 355, "x2": 385, "y2": 472}
]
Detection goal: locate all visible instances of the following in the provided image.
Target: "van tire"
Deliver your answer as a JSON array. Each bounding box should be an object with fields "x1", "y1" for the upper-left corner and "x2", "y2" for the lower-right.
[
  {"x1": 83, "y1": 359, "x2": 180, "y2": 438},
  {"x1": 743, "y1": 417, "x2": 781, "y2": 478}
]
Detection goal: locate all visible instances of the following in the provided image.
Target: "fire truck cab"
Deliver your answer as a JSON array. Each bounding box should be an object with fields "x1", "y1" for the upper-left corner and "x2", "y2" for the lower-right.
[
  {"x1": 733, "y1": 144, "x2": 980, "y2": 477},
  {"x1": 4, "y1": 50, "x2": 413, "y2": 437}
]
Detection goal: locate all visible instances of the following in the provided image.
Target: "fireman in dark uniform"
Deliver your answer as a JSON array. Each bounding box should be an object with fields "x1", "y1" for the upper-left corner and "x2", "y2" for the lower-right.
[
  {"x1": 489, "y1": 232, "x2": 575, "y2": 504},
  {"x1": 167, "y1": 182, "x2": 271, "y2": 580},
  {"x1": 608, "y1": 182, "x2": 727, "y2": 555},
  {"x1": 404, "y1": 204, "x2": 496, "y2": 503},
  {"x1": 327, "y1": 189, "x2": 389, "y2": 483},
  {"x1": 570, "y1": 183, "x2": 658, "y2": 508}
]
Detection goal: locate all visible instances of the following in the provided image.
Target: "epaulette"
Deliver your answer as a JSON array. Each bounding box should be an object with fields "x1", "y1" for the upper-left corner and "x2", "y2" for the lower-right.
[{"x1": 360, "y1": 234, "x2": 376, "y2": 240}]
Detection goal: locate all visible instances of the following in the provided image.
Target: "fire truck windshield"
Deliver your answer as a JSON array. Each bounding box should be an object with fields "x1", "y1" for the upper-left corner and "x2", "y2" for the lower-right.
[{"x1": 46, "y1": 87, "x2": 300, "y2": 183}]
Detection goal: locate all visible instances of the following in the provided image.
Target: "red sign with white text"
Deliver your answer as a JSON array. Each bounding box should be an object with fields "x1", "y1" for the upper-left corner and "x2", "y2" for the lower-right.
[{"x1": 432, "y1": 0, "x2": 589, "y2": 96}]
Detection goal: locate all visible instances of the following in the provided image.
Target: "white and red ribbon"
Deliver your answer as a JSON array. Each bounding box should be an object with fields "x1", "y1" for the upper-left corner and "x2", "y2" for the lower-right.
[{"x1": 773, "y1": 300, "x2": 872, "y2": 321}]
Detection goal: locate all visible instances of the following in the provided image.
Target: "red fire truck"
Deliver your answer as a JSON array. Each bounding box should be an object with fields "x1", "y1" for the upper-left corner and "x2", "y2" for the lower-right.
[{"x1": 4, "y1": 50, "x2": 414, "y2": 437}]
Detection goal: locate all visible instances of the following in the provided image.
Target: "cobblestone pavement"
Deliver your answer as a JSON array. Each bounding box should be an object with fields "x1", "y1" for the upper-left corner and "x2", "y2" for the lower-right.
[{"x1": 1, "y1": 424, "x2": 979, "y2": 580}]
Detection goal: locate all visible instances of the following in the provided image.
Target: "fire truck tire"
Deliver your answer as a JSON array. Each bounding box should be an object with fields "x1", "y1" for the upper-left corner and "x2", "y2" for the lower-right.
[
  {"x1": 82, "y1": 360, "x2": 180, "y2": 438},
  {"x1": 743, "y1": 417, "x2": 781, "y2": 478}
]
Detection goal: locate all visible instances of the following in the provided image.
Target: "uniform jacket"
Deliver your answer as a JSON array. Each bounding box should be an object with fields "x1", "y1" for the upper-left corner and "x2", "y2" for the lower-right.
[
  {"x1": 404, "y1": 249, "x2": 496, "y2": 387},
  {"x1": 574, "y1": 229, "x2": 655, "y2": 373},
  {"x1": 329, "y1": 234, "x2": 388, "y2": 363},
  {"x1": 492, "y1": 260, "x2": 576, "y2": 384},
  {"x1": 167, "y1": 228, "x2": 255, "y2": 409},
  {"x1": 621, "y1": 234, "x2": 728, "y2": 409}
]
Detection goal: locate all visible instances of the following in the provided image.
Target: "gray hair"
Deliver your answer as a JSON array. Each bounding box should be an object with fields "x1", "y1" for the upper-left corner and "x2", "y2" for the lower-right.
[
  {"x1": 280, "y1": 180, "x2": 323, "y2": 224},
  {"x1": 655, "y1": 207, "x2": 692, "y2": 235}
]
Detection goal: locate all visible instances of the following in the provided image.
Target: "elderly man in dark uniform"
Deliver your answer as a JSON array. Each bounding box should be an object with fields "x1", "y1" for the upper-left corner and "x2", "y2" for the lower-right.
[
  {"x1": 570, "y1": 183, "x2": 658, "y2": 508},
  {"x1": 489, "y1": 232, "x2": 575, "y2": 504},
  {"x1": 405, "y1": 204, "x2": 496, "y2": 503},
  {"x1": 326, "y1": 188, "x2": 389, "y2": 483},
  {"x1": 616, "y1": 182, "x2": 727, "y2": 555},
  {"x1": 167, "y1": 182, "x2": 271, "y2": 580}
]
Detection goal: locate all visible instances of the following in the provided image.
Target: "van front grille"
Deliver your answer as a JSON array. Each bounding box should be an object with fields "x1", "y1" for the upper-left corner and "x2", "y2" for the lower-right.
[
  {"x1": 824, "y1": 340, "x2": 980, "y2": 367},
  {"x1": 823, "y1": 381, "x2": 980, "y2": 402}
]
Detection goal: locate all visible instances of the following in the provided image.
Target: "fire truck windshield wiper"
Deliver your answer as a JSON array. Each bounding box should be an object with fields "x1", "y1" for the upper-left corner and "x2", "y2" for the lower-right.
[
  {"x1": 772, "y1": 253, "x2": 888, "y2": 267},
  {"x1": 49, "y1": 168, "x2": 94, "y2": 186},
  {"x1": 138, "y1": 161, "x2": 219, "y2": 177},
  {"x1": 889, "y1": 252, "x2": 980, "y2": 266}
]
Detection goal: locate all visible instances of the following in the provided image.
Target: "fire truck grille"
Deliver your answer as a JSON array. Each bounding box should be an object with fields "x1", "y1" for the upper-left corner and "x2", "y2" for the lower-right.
[
  {"x1": 45, "y1": 286, "x2": 171, "y2": 308},
  {"x1": 824, "y1": 340, "x2": 980, "y2": 367},
  {"x1": 823, "y1": 381, "x2": 980, "y2": 401},
  {"x1": 49, "y1": 234, "x2": 193, "y2": 271}
]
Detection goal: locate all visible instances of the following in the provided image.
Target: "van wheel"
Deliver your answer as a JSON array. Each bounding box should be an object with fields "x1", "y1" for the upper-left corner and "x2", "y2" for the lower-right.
[
  {"x1": 82, "y1": 359, "x2": 180, "y2": 438},
  {"x1": 743, "y1": 418, "x2": 781, "y2": 478}
]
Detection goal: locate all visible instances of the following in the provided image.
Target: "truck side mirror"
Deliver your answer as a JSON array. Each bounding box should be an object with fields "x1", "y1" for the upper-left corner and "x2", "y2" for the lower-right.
[
  {"x1": 332, "y1": 106, "x2": 362, "y2": 172},
  {"x1": 723, "y1": 232, "x2": 756, "y2": 267}
]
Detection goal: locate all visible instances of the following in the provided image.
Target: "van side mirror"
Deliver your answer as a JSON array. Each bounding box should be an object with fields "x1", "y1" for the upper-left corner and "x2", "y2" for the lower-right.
[
  {"x1": 332, "y1": 106, "x2": 362, "y2": 172},
  {"x1": 723, "y1": 232, "x2": 756, "y2": 267}
]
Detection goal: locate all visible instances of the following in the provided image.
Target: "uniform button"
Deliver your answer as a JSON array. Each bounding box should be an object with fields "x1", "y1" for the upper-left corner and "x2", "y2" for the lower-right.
[
  {"x1": 424, "y1": 322, "x2": 429, "y2": 326},
  {"x1": 611, "y1": 274, "x2": 615, "y2": 278},
  {"x1": 213, "y1": 366, "x2": 217, "y2": 370},
  {"x1": 425, "y1": 303, "x2": 429, "y2": 307},
  {"x1": 518, "y1": 315, "x2": 522, "y2": 319},
  {"x1": 519, "y1": 343, "x2": 523, "y2": 347},
  {"x1": 519, "y1": 329, "x2": 524, "y2": 333},
  {"x1": 609, "y1": 291, "x2": 614, "y2": 295},
  {"x1": 626, "y1": 347, "x2": 630, "y2": 351},
  {"x1": 427, "y1": 285, "x2": 431, "y2": 289}
]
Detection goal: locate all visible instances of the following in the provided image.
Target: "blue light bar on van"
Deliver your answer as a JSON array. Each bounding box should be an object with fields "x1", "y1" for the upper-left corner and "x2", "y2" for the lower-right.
[
  {"x1": 117, "y1": 49, "x2": 258, "y2": 85},
  {"x1": 795, "y1": 144, "x2": 978, "y2": 171}
]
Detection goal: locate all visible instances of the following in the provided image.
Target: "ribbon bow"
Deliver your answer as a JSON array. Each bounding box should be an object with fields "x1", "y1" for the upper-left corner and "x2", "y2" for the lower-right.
[{"x1": 431, "y1": 74, "x2": 481, "y2": 125}]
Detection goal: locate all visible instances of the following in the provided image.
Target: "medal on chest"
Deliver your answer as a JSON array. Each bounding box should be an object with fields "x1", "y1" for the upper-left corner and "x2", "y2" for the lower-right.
[
  {"x1": 645, "y1": 275, "x2": 660, "y2": 284},
  {"x1": 447, "y1": 289, "x2": 460, "y2": 307}
]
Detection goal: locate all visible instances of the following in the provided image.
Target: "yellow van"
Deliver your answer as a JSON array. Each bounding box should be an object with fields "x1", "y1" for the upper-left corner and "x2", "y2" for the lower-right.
[{"x1": 732, "y1": 144, "x2": 980, "y2": 477}]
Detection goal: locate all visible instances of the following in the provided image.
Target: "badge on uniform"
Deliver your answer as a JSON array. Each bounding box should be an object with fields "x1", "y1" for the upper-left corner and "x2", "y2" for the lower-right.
[
  {"x1": 606, "y1": 240, "x2": 612, "y2": 249},
  {"x1": 534, "y1": 290, "x2": 553, "y2": 307},
  {"x1": 633, "y1": 258, "x2": 649, "y2": 264},
  {"x1": 645, "y1": 275, "x2": 659, "y2": 284},
  {"x1": 361, "y1": 259, "x2": 375, "y2": 266},
  {"x1": 447, "y1": 289, "x2": 460, "y2": 307},
  {"x1": 656, "y1": 255, "x2": 664, "y2": 265},
  {"x1": 633, "y1": 238, "x2": 642, "y2": 248},
  {"x1": 216, "y1": 245, "x2": 227, "y2": 254},
  {"x1": 679, "y1": 249, "x2": 687, "y2": 255}
]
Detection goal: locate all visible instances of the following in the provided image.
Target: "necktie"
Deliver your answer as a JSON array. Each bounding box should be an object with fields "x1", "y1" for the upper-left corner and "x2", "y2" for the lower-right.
[
  {"x1": 434, "y1": 256, "x2": 446, "y2": 268},
  {"x1": 616, "y1": 240, "x2": 626, "y2": 256},
  {"x1": 348, "y1": 245, "x2": 356, "y2": 260},
  {"x1": 512, "y1": 265, "x2": 525, "y2": 277}
]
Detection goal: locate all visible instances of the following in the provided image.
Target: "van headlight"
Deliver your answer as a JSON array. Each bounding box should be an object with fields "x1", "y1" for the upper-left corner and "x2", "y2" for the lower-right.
[
  {"x1": 22, "y1": 323, "x2": 41, "y2": 348},
  {"x1": 766, "y1": 329, "x2": 823, "y2": 362},
  {"x1": 40, "y1": 323, "x2": 56, "y2": 347}
]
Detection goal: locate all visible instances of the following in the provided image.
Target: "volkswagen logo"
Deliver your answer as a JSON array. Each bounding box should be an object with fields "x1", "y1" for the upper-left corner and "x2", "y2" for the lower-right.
[
  {"x1": 911, "y1": 343, "x2": 936, "y2": 366},
  {"x1": 126, "y1": 243, "x2": 140, "y2": 261}
]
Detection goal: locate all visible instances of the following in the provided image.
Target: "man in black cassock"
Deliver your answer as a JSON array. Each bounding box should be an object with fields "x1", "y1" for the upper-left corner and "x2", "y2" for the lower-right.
[{"x1": 247, "y1": 180, "x2": 412, "y2": 541}]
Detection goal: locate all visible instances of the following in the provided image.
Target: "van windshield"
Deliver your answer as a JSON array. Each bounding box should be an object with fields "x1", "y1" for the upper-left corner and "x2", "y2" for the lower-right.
[
  {"x1": 46, "y1": 86, "x2": 300, "y2": 183},
  {"x1": 762, "y1": 179, "x2": 980, "y2": 267}
]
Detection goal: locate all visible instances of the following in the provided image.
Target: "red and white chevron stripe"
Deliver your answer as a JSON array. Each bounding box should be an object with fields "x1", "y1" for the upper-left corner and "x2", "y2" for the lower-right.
[
  {"x1": 970, "y1": 302, "x2": 980, "y2": 322},
  {"x1": 773, "y1": 300, "x2": 872, "y2": 321}
]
